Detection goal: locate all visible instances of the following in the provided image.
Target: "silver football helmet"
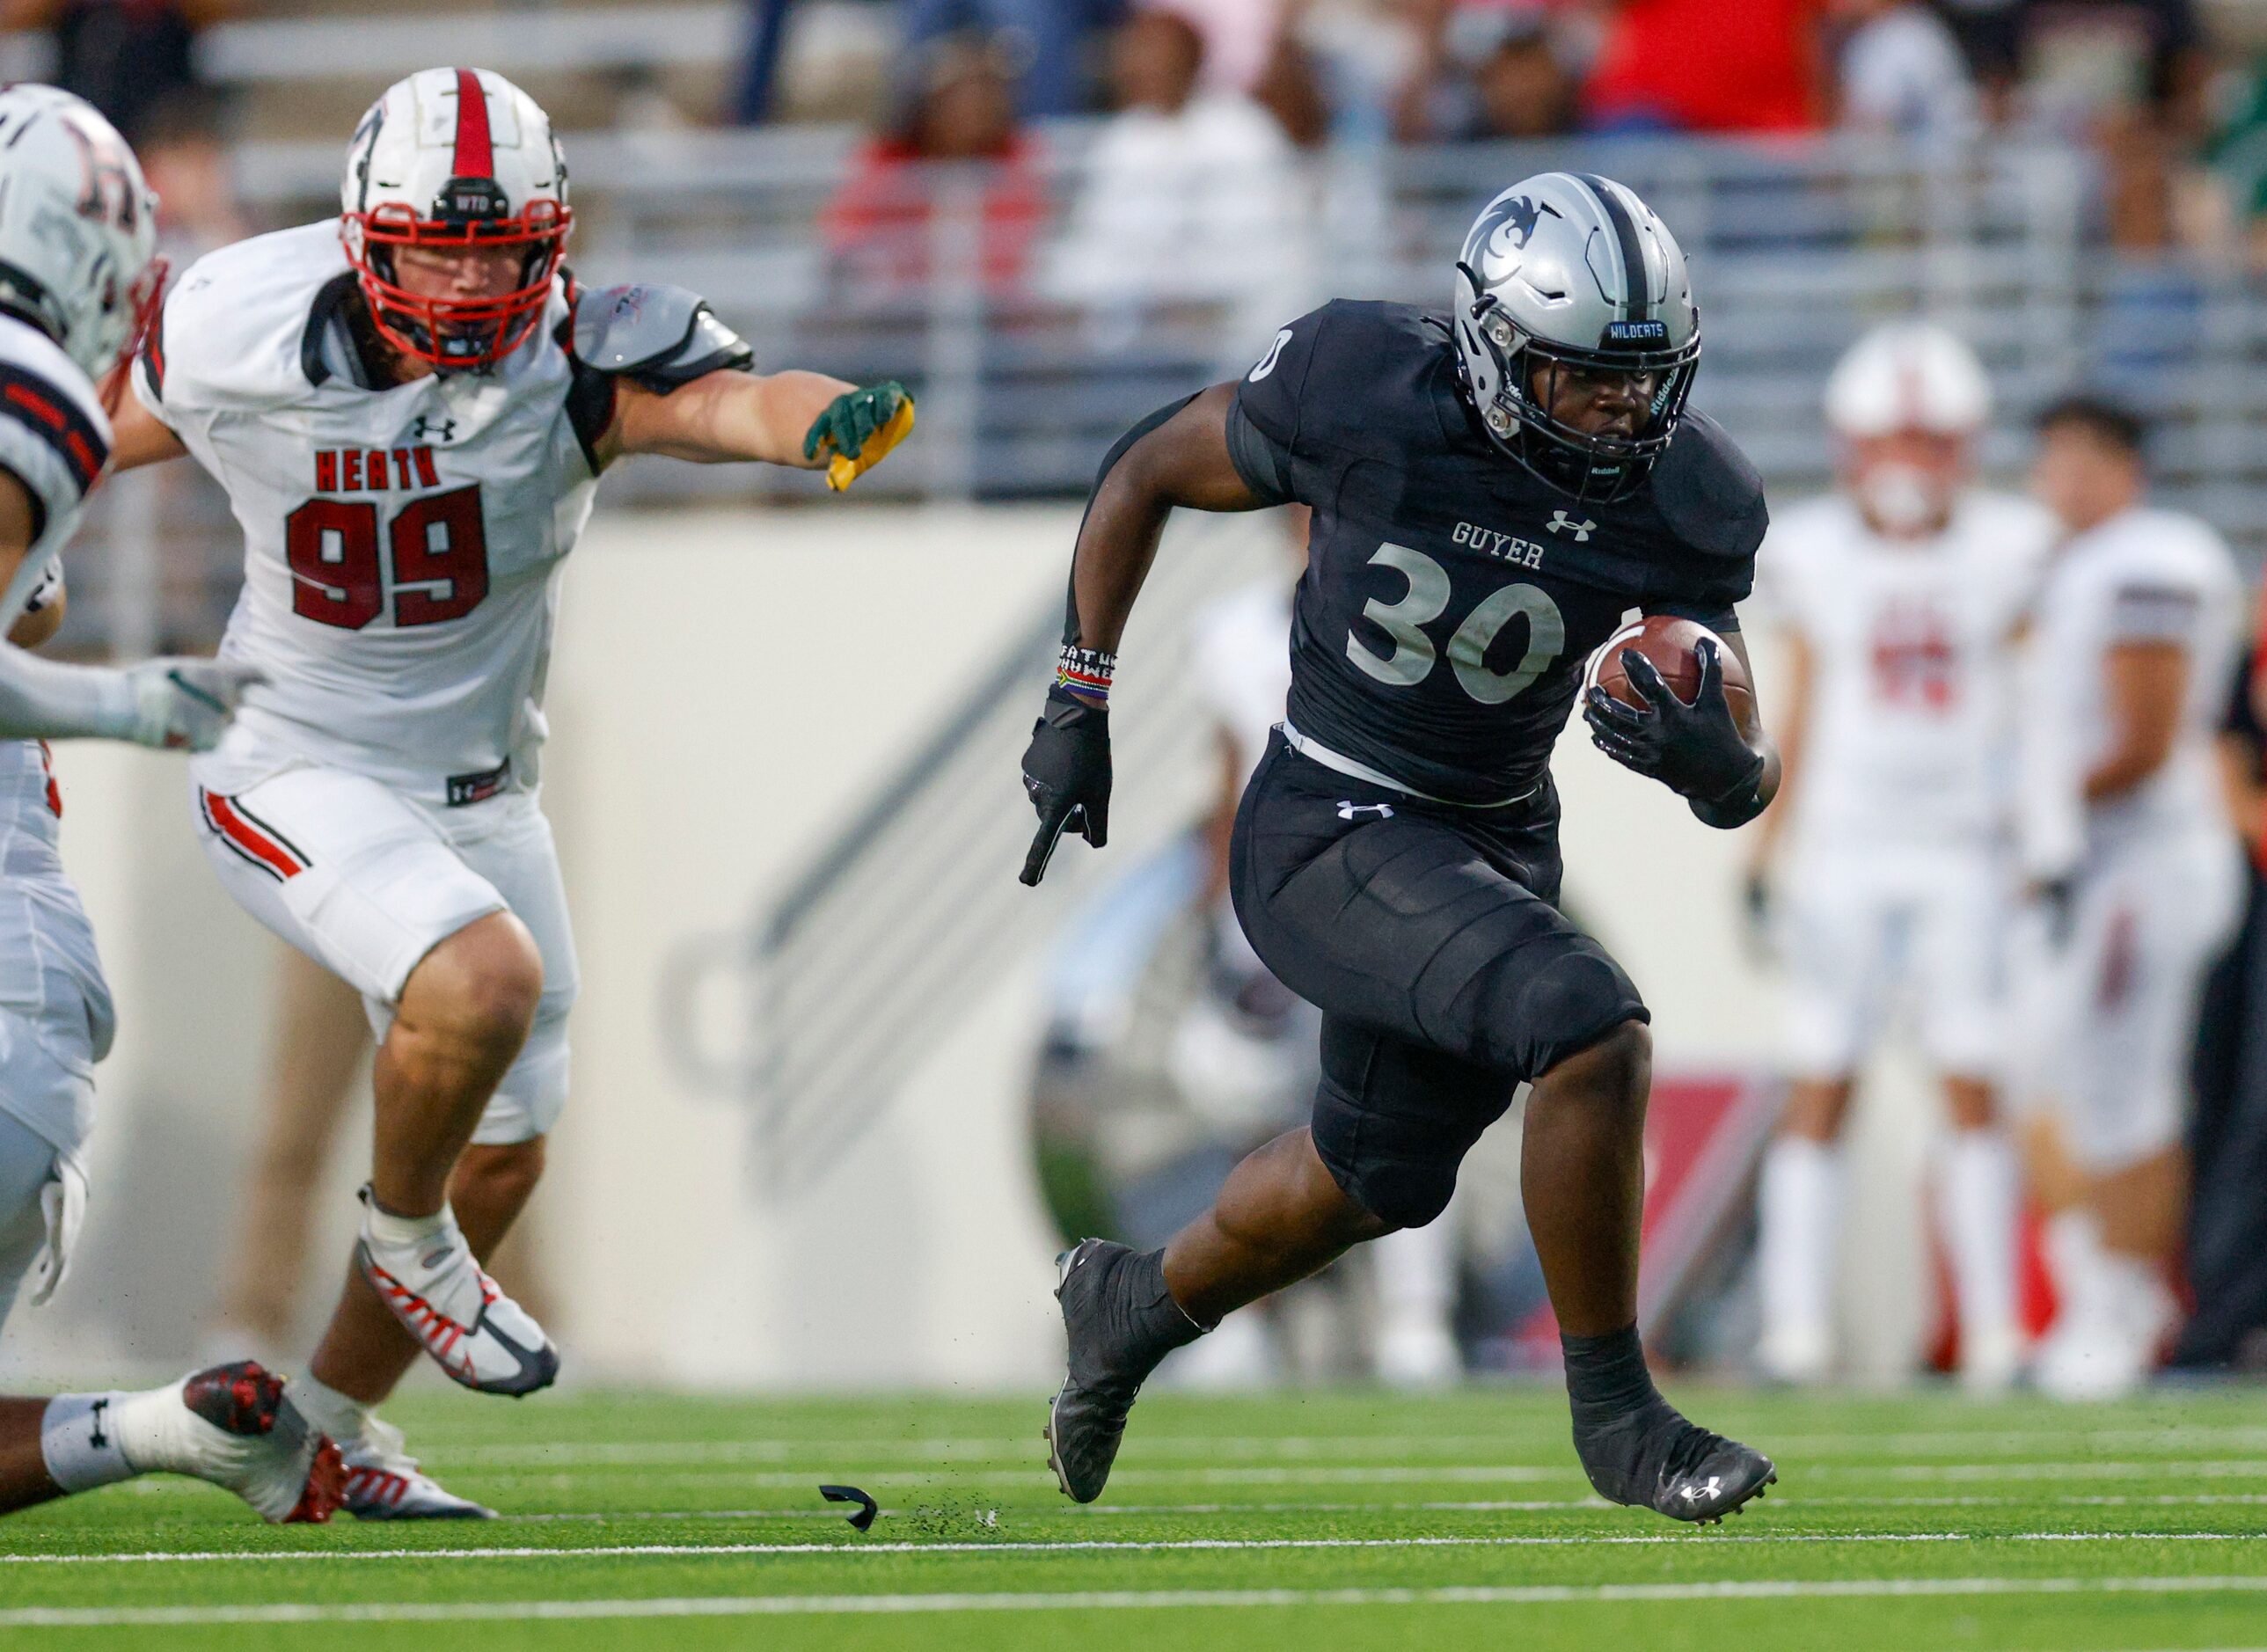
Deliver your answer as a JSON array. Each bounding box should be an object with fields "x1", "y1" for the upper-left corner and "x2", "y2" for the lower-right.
[{"x1": 1451, "y1": 172, "x2": 1700, "y2": 503}]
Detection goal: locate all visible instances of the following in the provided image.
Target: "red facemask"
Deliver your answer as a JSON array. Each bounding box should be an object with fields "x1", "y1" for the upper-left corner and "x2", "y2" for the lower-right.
[
  {"x1": 98, "y1": 254, "x2": 167, "y2": 423},
  {"x1": 342, "y1": 198, "x2": 570, "y2": 371}
]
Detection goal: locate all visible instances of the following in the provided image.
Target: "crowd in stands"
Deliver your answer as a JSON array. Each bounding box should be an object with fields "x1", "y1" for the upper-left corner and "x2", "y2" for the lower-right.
[{"x1": 833, "y1": 0, "x2": 2256, "y2": 265}]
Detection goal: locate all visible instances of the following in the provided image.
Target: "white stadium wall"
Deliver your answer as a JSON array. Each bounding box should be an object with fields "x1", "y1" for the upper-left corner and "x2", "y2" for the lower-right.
[{"x1": 0, "y1": 506, "x2": 1937, "y2": 1391}]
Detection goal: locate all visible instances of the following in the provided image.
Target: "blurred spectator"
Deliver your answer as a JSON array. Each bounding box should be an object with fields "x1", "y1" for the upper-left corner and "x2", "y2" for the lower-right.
[
  {"x1": 1828, "y1": 0, "x2": 1980, "y2": 143},
  {"x1": 1395, "y1": 8, "x2": 1576, "y2": 143},
  {"x1": 1949, "y1": 0, "x2": 2210, "y2": 250},
  {"x1": 896, "y1": 0, "x2": 1130, "y2": 117},
  {"x1": 1949, "y1": 0, "x2": 2206, "y2": 130},
  {"x1": 821, "y1": 33, "x2": 1047, "y2": 298},
  {"x1": 1253, "y1": 17, "x2": 1335, "y2": 148},
  {"x1": 1, "y1": 0, "x2": 230, "y2": 146},
  {"x1": 1584, "y1": 0, "x2": 1827, "y2": 133},
  {"x1": 134, "y1": 86, "x2": 244, "y2": 262},
  {"x1": 1045, "y1": 10, "x2": 1305, "y2": 333}
]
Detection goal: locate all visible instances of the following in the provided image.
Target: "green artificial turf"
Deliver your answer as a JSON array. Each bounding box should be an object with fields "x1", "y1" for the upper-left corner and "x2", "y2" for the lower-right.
[{"x1": 2, "y1": 1383, "x2": 2264, "y2": 1649}]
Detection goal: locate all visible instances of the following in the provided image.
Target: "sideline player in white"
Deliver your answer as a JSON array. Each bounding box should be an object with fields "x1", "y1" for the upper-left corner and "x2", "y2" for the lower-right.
[
  {"x1": 107, "y1": 67, "x2": 915, "y2": 1517},
  {"x1": 2016, "y1": 394, "x2": 2241, "y2": 1401},
  {"x1": 1746, "y1": 323, "x2": 2051, "y2": 1388},
  {"x1": 0, "y1": 85, "x2": 338, "y2": 1524}
]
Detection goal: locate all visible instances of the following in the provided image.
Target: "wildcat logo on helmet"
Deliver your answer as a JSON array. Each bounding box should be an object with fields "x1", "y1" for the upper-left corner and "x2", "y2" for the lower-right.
[
  {"x1": 1465, "y1": 193, "x2": 1557, "y2": 267},
  {"x1": 1603, "y1": 319, "x2": 1670, "y2": 347}
]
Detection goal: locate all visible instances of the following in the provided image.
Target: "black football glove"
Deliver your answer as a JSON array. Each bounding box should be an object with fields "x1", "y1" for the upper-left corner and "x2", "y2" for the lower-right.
[
  {"x1": 2027, "y1": 875, "x2": 2078, "y2": 949},
  {"x1": 1740, "y1": 866, "x2": 1774, "y2": 963},
  {"x1": 1583, "y1": 638, "x2": 1765, "y2": 826},
  {"x1": 1020, "y1": 688, "x2": 1111, "y2": 886}
]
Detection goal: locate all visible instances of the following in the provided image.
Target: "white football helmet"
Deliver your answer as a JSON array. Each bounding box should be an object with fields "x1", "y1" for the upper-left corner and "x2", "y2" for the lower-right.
[
  {"x1": 0, "y1": 85, "x2": 162, "y2": 392},
  {"x1": 340, "y1": 67, "x2": 570, "y2": 371},
  {"x1": 1451, "y1": 172, "x2": 1700, "y2": 503},
  {"x1": 1825, "y1": 320, "x2": 1990, "y2": 436}
]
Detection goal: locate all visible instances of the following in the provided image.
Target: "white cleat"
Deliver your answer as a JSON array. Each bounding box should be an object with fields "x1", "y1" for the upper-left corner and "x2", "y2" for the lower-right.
[
  {"x1": 356, "y1": 1194, "x2": 558, "y2": 1397},
  {"x1": 340, "y1": 1414, "x2": 494, "y2": 1520},
  {"x1": 1375, "y1": 1314, "x2": 1463, "y2": 1390},
  {"x1": 1959, "y1": 1322, "x2": 2028, "y2": 1396},
  {"x1": 121, "y1": 1363, "x2": 346, "y2": 1524},
  {"x1": 2036, "y1": 1258, "x2": 2172, "y2": 1403},
  {"x1": 1759, "y1": 1322, "x2": 1832, "y2": 1387}
]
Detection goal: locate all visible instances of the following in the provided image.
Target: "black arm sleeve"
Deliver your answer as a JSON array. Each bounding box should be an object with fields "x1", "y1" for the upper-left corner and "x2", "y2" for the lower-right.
[{"x1": 1224, "y1": 396, "x2": 1293, "y2": 506}]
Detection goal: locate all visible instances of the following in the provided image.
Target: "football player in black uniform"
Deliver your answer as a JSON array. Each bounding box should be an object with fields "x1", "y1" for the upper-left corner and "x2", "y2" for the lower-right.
[{"x1": 1020, "y1": 172, "x2": 1778, "y2": 1523}]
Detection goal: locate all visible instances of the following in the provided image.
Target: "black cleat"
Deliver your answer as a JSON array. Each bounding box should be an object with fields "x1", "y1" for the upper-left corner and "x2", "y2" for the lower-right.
[
  {"x1": 1043, "y1": 1239, "x2": 1202, "y2": 1503},
  {"x1": 1575, "y1": 1399, "x2": 1776, "y2": 1524}
]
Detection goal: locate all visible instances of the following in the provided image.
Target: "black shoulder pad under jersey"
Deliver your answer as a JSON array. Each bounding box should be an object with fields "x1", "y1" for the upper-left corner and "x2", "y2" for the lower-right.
[
  {"x1": 571, "y1": 283, "x2": 755, "y2": 392},
  {"x1": 1648, "y1": 412, "x2": 1769, "y2": 561}
]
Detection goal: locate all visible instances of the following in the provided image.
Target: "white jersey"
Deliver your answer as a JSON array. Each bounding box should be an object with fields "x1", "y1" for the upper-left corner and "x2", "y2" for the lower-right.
[
  {"x1": 0, "y1": 314, "x2": 118, "y2": 1144},
  {"x1": 1191, "y1": 577, "x2": 1292, "y2": 771},
  {"x1": 1758, "y1": 489, "x2": 2052, "y2": 852},
  {"x1": 135, "y1": 221, "x2": 606, "y2": 805},
  {"x1": 2017, "y1": 503, "x2": 2243, "y2": 878}
]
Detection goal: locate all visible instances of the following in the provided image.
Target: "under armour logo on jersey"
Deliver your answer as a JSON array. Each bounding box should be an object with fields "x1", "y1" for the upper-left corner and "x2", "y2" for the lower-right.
[
  {"x1": 411, "y1": 416, "x2": 457, "y2": 443},
  {"x1": 88, "y1": 1397, "x2": 109, "y2": 1450},
  {"x1": 1547, "y1": 511, "x2": 1595, "y2": 540},
  {"x1": 1336, "y1": 801, "x2": 1394, "y2": 821}
]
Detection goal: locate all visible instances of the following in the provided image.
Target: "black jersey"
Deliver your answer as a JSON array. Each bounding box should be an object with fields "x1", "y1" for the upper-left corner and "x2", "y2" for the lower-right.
[{"x1": 1225, "y1": 300, "x2": 1767, "y2": 806}]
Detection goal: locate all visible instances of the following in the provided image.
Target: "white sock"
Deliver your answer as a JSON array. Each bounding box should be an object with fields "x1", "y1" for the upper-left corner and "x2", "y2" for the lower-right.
[
  {"x1": 2044, "y1": 1208, "x2": 2107, "y2": 1325},
  {"x1": 284, "y1": 1373, "x2": 371, "y2": 1451},
  {"x1": 1941, "y1": 1129, "x2": 2021, "y2": 1342},
  {"x1": 1372, "y1": 1220, "x2": 1455, "y2": 1326},
  {"x1": 362, "y1": 1195, "x2": 453, "y2": 1254},
  {"x1": 42, "y1": 1378, "x2": 244, "y2": 1491},
  {"x1": 39, "y1": 1392, "x2": 134, "y2": 1493},
  {"x1": 1759, "y1": 1136, "x2": 1841, "y2": 1347}
]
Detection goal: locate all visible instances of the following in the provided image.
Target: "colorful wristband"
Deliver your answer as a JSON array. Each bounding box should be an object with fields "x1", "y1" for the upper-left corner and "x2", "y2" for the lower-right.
[{"x1": 1057, "y1": 644, "x2": 1115, "y2": 704}]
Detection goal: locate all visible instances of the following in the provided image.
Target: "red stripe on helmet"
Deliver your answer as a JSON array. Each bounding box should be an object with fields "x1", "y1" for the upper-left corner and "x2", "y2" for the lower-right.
[{"x1": 450, "y1": 68, "x2": 494, "y2": 179}]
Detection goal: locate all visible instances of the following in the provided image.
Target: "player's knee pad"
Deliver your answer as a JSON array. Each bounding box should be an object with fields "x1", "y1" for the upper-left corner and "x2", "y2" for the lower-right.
[
  {"x1": 1309, "y1": 1021, "x2": 1517, "y2": 1231},
  {"x1": 470, "y1": 987, "x2": 574, "y2": 1147},
  {"x1": 0, "y1": 1110, "x2": 60, "y2": 1331},
  {"x1": 1462, "y1": 940, "x2": 1648, "y2": 1080}
]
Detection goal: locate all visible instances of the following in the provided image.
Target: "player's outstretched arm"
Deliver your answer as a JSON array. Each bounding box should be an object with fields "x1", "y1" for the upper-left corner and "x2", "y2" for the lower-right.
[
  {"x1": 1019, "y1": 384, "x2": 1268, "y2": 886},
  {"x1": 0, "y1": 472, "x2": 261, "y2": 749},
  {"x1": 106, "y1": 390, "x2": 190, "y2": 473},
  {"x1": 603, "y1": 370, "x2": 913, "y2": 488}
]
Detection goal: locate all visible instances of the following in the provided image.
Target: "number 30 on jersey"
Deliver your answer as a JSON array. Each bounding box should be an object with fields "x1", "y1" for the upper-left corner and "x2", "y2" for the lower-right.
[
  {"x1": 1348, "y1": 542, "x2": 1565, "y2": 705},
  {"x1": 284, "y1": 486, "x2": 489, "y2": 630}
]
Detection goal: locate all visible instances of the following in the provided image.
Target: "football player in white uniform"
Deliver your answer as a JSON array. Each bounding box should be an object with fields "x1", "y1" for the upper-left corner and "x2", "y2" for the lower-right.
[
  {"x1": 108, "y1": 67, "x2": 913, "y2": 1517},
  {"x1": 1746, "y1": 323, "x2": 2051, "y2": 1388},
  {"x1": 2017, "y1": 395, "x2": 2242, "y2": 1400},
  {"x1": 0, "y1": 85, "x2": 340, "y2": 1525}
]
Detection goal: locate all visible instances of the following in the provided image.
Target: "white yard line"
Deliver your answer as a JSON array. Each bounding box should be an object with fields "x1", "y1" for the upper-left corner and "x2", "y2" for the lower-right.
[
  {"x1": 6, "y1": 1575, "x2": 2267, "y2": 1626},
  {"x1": 3, "y1": 1530, "x2": 2261, "y2": 1566},
  {"x1": 489, "y1": 1491, "x2": 2267, "y2": 1524},
  {"x1": 450, "y1": 1458, "x2": 2267, "y2": 1491},
  {"x1": 424, "y1": 1429, "x2": 2267, "y2": 1468}
]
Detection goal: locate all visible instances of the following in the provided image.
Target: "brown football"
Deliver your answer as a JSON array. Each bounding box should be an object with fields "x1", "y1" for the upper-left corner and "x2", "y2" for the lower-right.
[{"x1": 1586, "y1": 615, "x2": 1755, "y2": 724}]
